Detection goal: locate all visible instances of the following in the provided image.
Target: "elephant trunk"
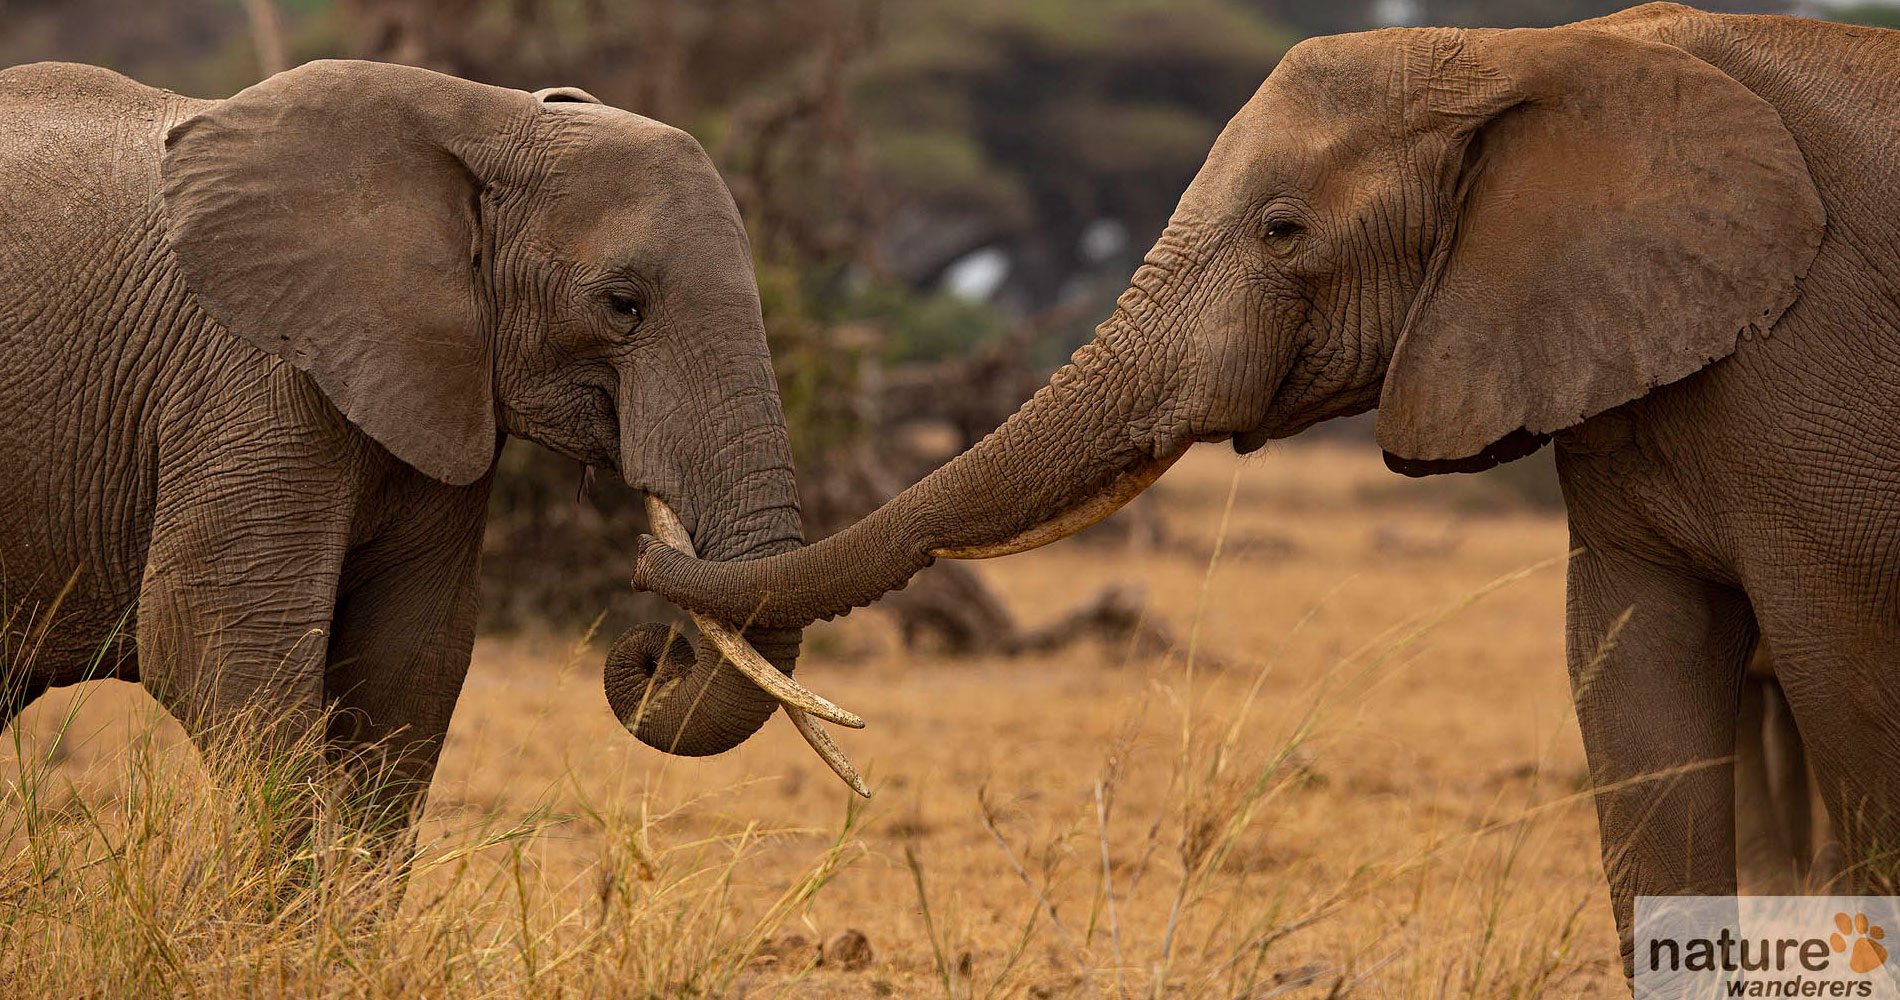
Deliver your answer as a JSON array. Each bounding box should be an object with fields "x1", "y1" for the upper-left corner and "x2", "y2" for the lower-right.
[
  {"x1": 605, "y1": 373, "x2": 804, "y2": 757},
  {"x1": 604, "y1": 617, "x2": 799, "y2": 757},
  {"x1": 632, "y1": 306, "x2": 1195, "y2": 628}
]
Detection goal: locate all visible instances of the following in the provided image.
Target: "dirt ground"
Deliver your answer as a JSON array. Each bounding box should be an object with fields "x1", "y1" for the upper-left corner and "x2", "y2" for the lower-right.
[{"x1": 6, "y1": 442, "x2": 1625, "y2": 997}]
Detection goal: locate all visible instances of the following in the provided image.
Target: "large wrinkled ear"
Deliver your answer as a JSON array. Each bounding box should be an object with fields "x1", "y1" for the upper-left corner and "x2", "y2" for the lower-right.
[
  {"x1": 1376, "y1": 28, "x2": 1824, "y2": 475},
  {"x1": 163, "y1": 60, "x2": 537, "y2": 485}
]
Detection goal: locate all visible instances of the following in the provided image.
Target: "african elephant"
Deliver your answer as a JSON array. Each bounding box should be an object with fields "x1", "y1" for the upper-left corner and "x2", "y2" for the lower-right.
[
  {"x1": 631, "y1": 3, "x2": 1900, "y2": 971},
  {"x1": 0, "y1": 59, "x2": 805, "y2": 846}
]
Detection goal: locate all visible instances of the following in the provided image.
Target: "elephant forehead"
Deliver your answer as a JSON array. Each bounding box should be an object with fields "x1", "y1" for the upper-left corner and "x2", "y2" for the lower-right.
[
  {"x1": 534, "y1": 115, "x2": 751, "y2": 275},
  {"x1": 1271, "y1": 27, "x2": 1480, "y2": 122},
  {"x1": 1269, "y1": 33, "x2": 1411, "y2": 116},
  {"x1": 1183, "y1": 29, "x2": 1479, "y2": 217},
  {"x1": 1189, "y1": 82, "x2": 1395, "y2": 213}
]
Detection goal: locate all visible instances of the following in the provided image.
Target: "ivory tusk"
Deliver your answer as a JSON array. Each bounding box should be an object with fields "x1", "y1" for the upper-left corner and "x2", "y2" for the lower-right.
[
  {"x1": 929, "y1": 450, "x2": 1185, "y2": 560},
  {"x1": 644, "y1": 496, "x2": 865, "y2": 730},
  {"x1": 784, "y1": 704, "x2": 871, "y2": 798}
]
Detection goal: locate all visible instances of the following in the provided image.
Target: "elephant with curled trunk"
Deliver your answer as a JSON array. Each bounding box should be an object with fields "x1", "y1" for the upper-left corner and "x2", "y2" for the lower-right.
[
  {"x1": 636, "y1": 4, "x2": 1900, "y2": 972},
  {"x1": 0, "y1": 60, "x2": 805, "y2": 843}
]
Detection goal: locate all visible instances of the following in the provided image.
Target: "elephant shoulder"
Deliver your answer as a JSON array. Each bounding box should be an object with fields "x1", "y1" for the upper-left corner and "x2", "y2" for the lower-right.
[
  {"x1": 0, "y1": 63, "x2": 210, "y2": 158},
  {"x1": 0, "y1": 64, "x2": 208, "y2": 235},
  {"x1": 0, "y1": 62, "x2": 181, "y2": 116},
  {"x1": 0, "y1": 64, "x2": 213, "y2": 331}
]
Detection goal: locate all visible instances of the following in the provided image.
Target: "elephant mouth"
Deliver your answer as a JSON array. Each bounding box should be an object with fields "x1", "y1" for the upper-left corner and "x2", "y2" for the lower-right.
[{"x1": 629, "y1": 496, "x2": 870, "y2": 797}]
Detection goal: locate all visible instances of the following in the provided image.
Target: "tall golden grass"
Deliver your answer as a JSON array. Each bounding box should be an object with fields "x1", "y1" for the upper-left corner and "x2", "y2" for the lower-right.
[
  {"x1": 3, "y1": 446, "x2": 1620, "y2": 997},
  {"x1": 0, "y1": 632, "x2": 868, "y2": 998}
]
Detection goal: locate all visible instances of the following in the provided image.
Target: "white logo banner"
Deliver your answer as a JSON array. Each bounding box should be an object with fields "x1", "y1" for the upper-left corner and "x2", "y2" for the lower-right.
[{"x1": 1637, "y1": 897, "x2": 1900, "y2": 999}]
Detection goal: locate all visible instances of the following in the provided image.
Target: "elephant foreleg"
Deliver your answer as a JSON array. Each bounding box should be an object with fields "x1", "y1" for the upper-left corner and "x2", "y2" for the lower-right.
[
  {"x1": 137, "y1": 490, "x2": 353, "y2": 869},
  {"x1": 1567, "y1": 546, "x2": 1755, "y2": 977}
]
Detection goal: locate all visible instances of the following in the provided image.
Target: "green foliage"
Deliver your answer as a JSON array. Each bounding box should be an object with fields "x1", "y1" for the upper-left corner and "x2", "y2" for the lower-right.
[
  {"x1": 1824, "y1": 3, "x2": 1900, "y2": 28},
  {"x1": 758, "y1": 262, "x2": 1009, "y2": 461},
  {"x1": 755, "y1": 263, "x2": 873, "y2": 471},
  {"x1": 865, "y1": 129, "x2": 1032, "y2": 224},
  {"x1": 846, "y1": 283, "x2": 1009, "y2": 365},
  {"x1": 858, "y1": 0, "x2": 1294, "y2": 283}
]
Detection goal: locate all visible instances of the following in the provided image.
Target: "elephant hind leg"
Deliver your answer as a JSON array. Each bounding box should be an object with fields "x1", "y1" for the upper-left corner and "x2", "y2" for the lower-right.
[
  {"x1": 1737, "y1": 666, "x2": 1827, "y2": 892},
  {"x1": 1756, "y1": 677, "x2": 1816, "y2": 877},
  {"x1": 1763, "y1": 635, "x2": 1900, "y2": 897},
  {"x1": 1736, "y1": 672, "x2": 1798, "y2": 893},
  {"x1": 321, "y1": 477, "x2": 488, "y2": 880}
]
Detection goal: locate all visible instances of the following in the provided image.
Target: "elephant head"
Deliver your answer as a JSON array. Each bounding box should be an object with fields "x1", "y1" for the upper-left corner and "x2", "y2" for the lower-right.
[
  {"x1": 630, "y1": 22, "x2": 1825, "y2": 628},
  {"x1": 160, "y1": 60, "x2": 804, "y2": 756}
]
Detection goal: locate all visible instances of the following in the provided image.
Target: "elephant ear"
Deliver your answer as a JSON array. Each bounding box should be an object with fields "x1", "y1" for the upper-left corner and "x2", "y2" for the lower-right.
[
  {"x1": 162, "y1": 60, "x2": 537, "y2": 485},
  {"x1": 1375, "y1": 27, "x2": 1824, "y2": 475},
  {"x1": 532, "y1": 86, "x2": 601, "y2": 104}
]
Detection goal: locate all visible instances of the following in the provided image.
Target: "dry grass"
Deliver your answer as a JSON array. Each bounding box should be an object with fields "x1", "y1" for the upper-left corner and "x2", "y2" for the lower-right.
[{"x1": 1, "y1": 443, "x2": 1624, "y2": 997}]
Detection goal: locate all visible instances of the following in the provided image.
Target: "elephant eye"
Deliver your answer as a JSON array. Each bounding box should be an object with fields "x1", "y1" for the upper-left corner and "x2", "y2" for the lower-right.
[
  {"x1": 1263, "y1": 217, "x2": 1304, "y2": 241},
  {"x1": 606, "y1": 292, "x2": 643, "y2": 324}
]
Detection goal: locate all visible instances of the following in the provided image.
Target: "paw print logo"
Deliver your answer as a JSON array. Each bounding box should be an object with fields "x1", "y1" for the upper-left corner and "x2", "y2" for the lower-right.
[{"x1": 1831, "y1": 912, "x2": 1888, "y2": 974}]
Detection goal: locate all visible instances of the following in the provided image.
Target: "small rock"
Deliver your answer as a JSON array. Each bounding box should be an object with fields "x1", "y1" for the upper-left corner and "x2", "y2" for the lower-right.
[
  {"x1": 820, "y1": 928, "x2": 874, "y2": 971},
  {"x1": 752, "y1": 932, "x2": 816, "y2": 970}
]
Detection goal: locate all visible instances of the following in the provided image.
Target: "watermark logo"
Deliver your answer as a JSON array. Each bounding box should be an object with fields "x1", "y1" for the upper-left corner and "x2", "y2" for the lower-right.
[
  {"x1": 1833, "y1": 912, "x2": 1889, "y2": 975},
  {"x1": 1637, "y1": 897, "x2": 1900, "y2": 999}
]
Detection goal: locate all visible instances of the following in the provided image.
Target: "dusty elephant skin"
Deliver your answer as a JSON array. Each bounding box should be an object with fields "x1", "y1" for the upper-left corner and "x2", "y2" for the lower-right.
[
  {"x1": 0, "y1": 60, "x2": 806, "y2": 847},
  {"x1": 634, "y1": 3, "x2": 1900, "y2": 974}
]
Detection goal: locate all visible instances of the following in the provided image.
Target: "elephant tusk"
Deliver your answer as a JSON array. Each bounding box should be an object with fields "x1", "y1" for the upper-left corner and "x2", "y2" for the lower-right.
[
  {"x1": 694, "y1": 615, "x2": 865, "y2": 728},
  {"x1": 644, "y1": 496, "x2": 865, "y2": 731},
  {"x1": 784, "y1": 704, "x2": 871, "y2": 798},
  {"x1": 929, "y1": 449, "x2": 1186, "y2": 559}
]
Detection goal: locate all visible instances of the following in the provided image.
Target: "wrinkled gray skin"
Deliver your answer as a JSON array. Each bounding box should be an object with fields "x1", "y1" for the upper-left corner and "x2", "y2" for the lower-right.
[
  {"x1": 635, "y1": 4, "x2": 1900, "y2": 972},
  {"x1": 0, "y1": 60, "x2": 803, "y2": 845}
]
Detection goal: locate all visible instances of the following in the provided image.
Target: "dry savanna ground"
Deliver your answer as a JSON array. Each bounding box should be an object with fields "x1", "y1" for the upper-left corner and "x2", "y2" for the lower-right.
[{"x1": 1, "y1": 442, "x2": 1629, "y2": 998}]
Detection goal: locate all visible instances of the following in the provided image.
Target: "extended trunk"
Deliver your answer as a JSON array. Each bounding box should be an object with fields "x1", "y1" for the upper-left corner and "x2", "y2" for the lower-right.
[{"x1": 633, "y1": 315, "x2": 1194, "y2": 629}]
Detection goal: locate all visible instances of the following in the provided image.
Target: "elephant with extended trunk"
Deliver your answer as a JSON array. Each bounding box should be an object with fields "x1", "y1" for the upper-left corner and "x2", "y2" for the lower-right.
[
  {"x1": 636, "y1": 4, "x2": 1900, "y2": 973},
  {"x1": 0, "y1": 60, "x2": 806, "y2": 844}
]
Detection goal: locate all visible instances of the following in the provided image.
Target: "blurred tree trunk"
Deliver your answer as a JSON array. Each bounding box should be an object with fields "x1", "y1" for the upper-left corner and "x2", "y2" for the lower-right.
[
  {"x1": 341, "y1": 0, "x2": 474, "y2": 69},
  {"x1": 627, "y1": 0, "x2": 685, "y2": 122},
  {"x1": 239, "y1": 0, "x2": 289, "y2": 77}
]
